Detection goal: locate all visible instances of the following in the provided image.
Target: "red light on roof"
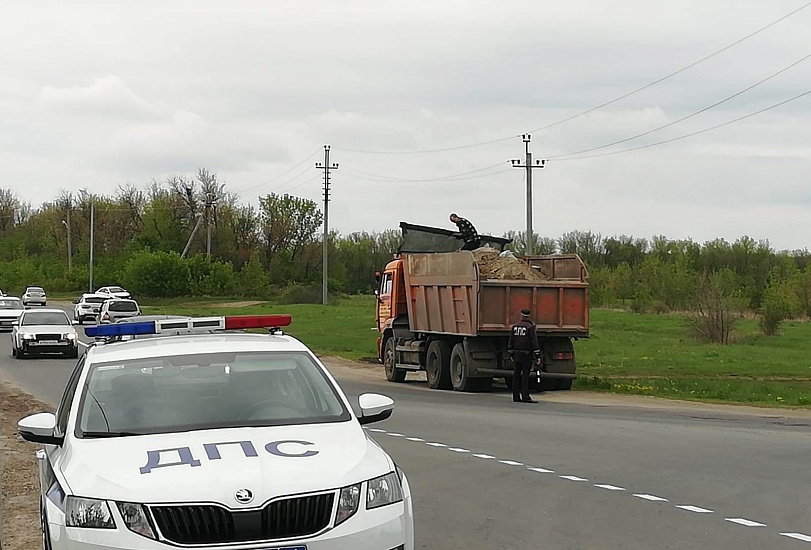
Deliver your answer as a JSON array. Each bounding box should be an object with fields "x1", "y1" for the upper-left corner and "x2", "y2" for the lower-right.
[{"x1": 224, "y1": 314, "x2": 292, "y2": 330}]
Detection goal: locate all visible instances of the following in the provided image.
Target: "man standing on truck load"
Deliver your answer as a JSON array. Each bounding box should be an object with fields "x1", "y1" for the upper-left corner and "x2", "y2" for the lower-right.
[
  {"x1": 508, "y1": 309, "x2": 541, "y2": 403},
  {"x1": 449, "y1": 213, "x2": 482, "y2": 251}
]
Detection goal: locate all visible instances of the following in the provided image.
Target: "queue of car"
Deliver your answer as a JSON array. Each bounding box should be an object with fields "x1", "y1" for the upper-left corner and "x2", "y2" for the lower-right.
[{"x1": 17, "y1": 313, "x2": 414, "y2": 550}]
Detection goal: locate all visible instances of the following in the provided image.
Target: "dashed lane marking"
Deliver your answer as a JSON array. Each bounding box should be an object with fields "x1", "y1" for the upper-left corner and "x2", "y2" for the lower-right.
[
  {"x1": 595, "y1": 484, "x2": 626, "y2": 491},
  {"x1": 366, "y1": 428, "x2": 783, "y2": 540},
  {"x1": 634, "y1": 494, "x2": 669, "y2": 502},
  {"x1": 725, "y1": 518, "x2": 767, "y2": 527},
  {"x1": 781, "y1": 533, "x2": 811, "y2": 543},
  {"x1": 676, "y1": 505, "x2": 714, "y2": 514}
]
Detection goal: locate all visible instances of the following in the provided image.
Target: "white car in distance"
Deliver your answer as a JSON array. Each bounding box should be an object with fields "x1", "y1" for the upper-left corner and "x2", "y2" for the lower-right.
[
  {"x1": 19, "y1": 314, "x2": 414, "y2": 550},
  {"x1": 11, "y1": 308, "x2": 79, "y2": 359},
  {"x1": 22, "y1": 286, "x2": 47, "y2": 306},
  {"x1": 73, "y1": 293, "x2": 108, "y2": 324},
  {"x1": 96, "y1": 285, "x2": 132, "y2": 300},
  {"x1": 0, "y1": 297, "x2": 25, "y2": 331}
]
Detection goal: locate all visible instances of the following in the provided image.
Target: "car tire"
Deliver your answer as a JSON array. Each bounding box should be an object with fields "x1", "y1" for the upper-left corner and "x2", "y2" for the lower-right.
[
  {"x1": 383, "y1": 338, "x2": 407, "y2": 383},
  {"x1": 425, "y1": 340, "x2": 452, "y2": 390},
  {"x1": 449, "y1": 343, "x2": 492, "y2": 392},
  {"x1": 15, "y1": 348, "x2": 25, "y2": 359}
]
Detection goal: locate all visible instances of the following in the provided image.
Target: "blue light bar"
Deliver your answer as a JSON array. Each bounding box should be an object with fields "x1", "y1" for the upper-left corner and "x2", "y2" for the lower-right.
[{"x1": 84, "y1": 321, "x2": 157, "y2": 338}]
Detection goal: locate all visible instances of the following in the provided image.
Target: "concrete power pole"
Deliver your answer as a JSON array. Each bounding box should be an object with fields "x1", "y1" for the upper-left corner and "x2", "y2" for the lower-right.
[
  {"x1": 89, "y1": 202, "x2": 95, "y2": 292},
  {"x1": 62, "y1": 208, "x2": 72, "y2": 272},
  {"x1": 205, "y1": 192, "x2": 215, "y2": 258},
  {"x1": 510, "y1": 134, "x2": 546, "y2": 256},
  {"x1": 315, "y1": 145, "x2": 339, "y2": 305}
]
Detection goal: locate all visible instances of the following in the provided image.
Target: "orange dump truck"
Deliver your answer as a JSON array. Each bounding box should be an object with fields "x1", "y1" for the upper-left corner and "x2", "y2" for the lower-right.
[{"x1": 375, "y1": 223, "x2": 590, "y2": 392}]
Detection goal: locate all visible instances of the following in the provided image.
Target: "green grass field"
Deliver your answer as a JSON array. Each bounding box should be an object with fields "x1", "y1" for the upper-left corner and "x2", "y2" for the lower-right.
[{"x1": 140, "y1": 296, "x2": 811, "y2": 408}]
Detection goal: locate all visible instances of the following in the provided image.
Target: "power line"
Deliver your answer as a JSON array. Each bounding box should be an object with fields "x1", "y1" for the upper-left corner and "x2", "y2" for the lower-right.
[
  {"x1": 552, "y1": 88, "x2": 811, "y2": 161},
  {"x1": 527, "y1": 0, "x2": 811, "y2": 135},
  {"x1": 341, "y1": 161, "x2": 508, "y2": 183},
  {"x1": 549, "y1": 50, "x2": 811, "y2": 159},
  {"x1": 332, "y1": 1, "x2": 811, "y2": 156},
  {"x1": 233, "y1": 148, "x2": 321, "y2": 194}
]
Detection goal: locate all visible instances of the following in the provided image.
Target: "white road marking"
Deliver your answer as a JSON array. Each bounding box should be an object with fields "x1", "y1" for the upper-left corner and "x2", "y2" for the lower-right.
[
  {"x1": 387, "y1": 433, "x2": 405, "y2": 437},
  {"x1": 367, "y1": 428, "x2": 387, "y2": 433},
  {"x1": 448, "y1": 447, "x2": 470, "y2": 453},
  {"x1": 406, "y1": 437, "x2": 425, "y2": 442},
  {"x1": 781, "y1": 533, "x2": 811, "y2": 543},
  {"x1": 425, "y1": 442, "x2": 447, "y2": 447},
  {"x1": 560, "y1": 475, "x2": 588, "y2": 482},
  {"x1": 472, "y1": 453, "x2": 496, "y2": 459},
  {"x1": 725, "y1": 518, "x2": 766, "y2": 527},
  {"x1": 595, "y1": 484, "x2": 626, "y2": 491},
  {"x1": 676, "y1": 505, "x2": 713, "y2": 514},
  {"x1": 634, "y1": 494, "x2": 668, "y2": 502},
  {"x1": 498, "y1": 460, "x2": 524, "y2": 466},
  {"x1": 527, "y1": 467, "x2": 554, "y2": 474}
]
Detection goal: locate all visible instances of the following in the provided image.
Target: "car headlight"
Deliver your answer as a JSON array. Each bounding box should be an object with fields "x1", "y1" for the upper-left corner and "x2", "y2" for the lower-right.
[
  {"x1": 65, "y1": 496, "x2": 115, "y2": 529},
  {"x1": 21, "y1": 333, "x2": 36, "y2": 340},
  {"x1": 116, "y1": 502, "x2": 156, "y2": 539},
  {"x1": 366, "y1": 471, "x2": 403, "y2": 510},
  {"x1": 335, "y1": 484, "x2": 361, "y2": 526},
  {"x1": 64, "y1": 333, "x2": 77, "y2": 339}
]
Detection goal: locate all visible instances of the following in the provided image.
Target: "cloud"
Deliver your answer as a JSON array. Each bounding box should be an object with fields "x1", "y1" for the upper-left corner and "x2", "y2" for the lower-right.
[{"x1": 38, "y1": 75, "x2": 167, "y2": 121}]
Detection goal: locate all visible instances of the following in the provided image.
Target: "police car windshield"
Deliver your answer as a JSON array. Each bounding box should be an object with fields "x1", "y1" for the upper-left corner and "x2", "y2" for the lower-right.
[{"x1": 76, "y1": 351, "x2": 351, "y2": 437}]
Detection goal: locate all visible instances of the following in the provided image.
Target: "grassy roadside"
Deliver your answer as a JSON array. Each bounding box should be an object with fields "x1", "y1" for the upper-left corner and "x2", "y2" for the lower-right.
[{"x1": 142, "y1": 296, "x2": 811, "y2": 408}]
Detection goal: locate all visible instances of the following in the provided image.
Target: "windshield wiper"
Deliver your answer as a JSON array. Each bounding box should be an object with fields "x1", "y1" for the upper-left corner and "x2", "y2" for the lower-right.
[{"x1": 81, "y1": 431, "x2": 145, "y2": 438}]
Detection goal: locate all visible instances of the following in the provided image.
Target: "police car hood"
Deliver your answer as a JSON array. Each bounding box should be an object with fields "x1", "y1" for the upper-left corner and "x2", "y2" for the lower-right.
[{"x1": 62, "y1": 422, "x2": 392, "y2": 505}]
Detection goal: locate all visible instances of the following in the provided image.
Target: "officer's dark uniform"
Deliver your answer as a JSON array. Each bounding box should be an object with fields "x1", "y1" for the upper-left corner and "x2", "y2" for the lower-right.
[
  {"x1": 454, "y1": 217, "x2": 482, "y2": 251},
  {"x1": 507, "y1": 309, "x2": 540, "y2": 403}
]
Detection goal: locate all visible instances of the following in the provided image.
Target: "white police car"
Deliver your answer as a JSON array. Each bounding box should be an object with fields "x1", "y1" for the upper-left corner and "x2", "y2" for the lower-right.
[{"x1": 18, "y1": 314, "x2": 414, "y2": 550}]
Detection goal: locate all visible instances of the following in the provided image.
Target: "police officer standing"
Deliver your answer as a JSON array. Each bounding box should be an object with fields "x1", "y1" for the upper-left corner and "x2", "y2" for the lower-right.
[{"x1": 507, "y1": 309, "x2": 540, "y2": 403}]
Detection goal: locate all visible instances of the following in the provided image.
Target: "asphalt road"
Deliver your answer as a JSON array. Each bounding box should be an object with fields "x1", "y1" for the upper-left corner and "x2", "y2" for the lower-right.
[{"x1": 2, "y1": 310, "x2": 811, "y2": 549}]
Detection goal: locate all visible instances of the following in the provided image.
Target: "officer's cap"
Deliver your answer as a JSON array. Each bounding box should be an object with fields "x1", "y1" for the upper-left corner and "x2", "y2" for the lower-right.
[{"x1": 520, "y1": 309, "x2": 531, "y2": 317}]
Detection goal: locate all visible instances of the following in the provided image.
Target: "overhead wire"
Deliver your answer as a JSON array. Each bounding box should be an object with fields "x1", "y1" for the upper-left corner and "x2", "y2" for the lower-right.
[
  {"x1": 551, "y1": 88, "x2": 811, "y2": 161},
  {"x1": 331, "y1": 1, "x2": 811, "y2": 155},
  {"x1": 233, "y1": 148, "x2": 321, "y2": 194},
  {"x1": 549, "y1": 50, "x2": 811, "y2": 159},
  {"x1": 341, "y1": 161, "x2": 508, "y2": 183}
]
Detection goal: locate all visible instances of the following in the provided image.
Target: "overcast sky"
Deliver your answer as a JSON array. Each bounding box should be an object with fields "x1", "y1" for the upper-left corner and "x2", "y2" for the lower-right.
[{"x1": 2, "y1": 0, "x2": 810, "y2": 250}]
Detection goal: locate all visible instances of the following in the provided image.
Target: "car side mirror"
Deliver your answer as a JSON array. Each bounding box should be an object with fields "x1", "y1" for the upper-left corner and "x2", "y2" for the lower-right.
[
  {"x1": 18, "y1": 413, "x2": 63, "y2": 446},
  {"x1": 357, "y1": 393, "x2": 394, "y2": 425}
]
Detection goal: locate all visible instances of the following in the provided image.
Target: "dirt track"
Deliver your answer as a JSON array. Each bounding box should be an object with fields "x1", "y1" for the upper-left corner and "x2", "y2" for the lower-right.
[{"x1": 1, "y1": 383, "x2": 49, "y2": 549}]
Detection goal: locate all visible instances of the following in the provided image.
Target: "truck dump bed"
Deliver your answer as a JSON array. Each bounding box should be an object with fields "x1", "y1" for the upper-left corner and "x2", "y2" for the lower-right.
[{"x1": 403, "y1": 251, "x2": 589, "y2": 337}]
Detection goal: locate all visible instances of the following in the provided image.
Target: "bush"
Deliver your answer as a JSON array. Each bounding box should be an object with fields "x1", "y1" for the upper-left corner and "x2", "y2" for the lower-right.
[
  {"x1": 123, "y1": 250, "x2": 190, "y2": 297},
  {"x1": 760, "y1": 281, "x2": 792, "y2": 336},
  {"x1": 187, "y1": 255, "x2": 237, "y2": 296},
  {"x1": 687, "y1": 271, "x2": 741, "y2": 344},
  {"x1": 279, "y1": 284, "x2": 322, "y2": 304},
  {"x1": 237, "y1": 253, "x2": 271, "y2": 298}
]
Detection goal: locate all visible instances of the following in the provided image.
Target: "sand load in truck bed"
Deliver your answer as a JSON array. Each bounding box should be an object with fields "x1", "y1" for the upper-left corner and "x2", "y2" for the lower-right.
[{"x1": 472, "y1": 247, "x2": 549, "y2": 281}]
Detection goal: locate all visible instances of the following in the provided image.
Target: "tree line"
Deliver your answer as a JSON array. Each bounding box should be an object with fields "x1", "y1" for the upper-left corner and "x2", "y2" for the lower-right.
[{"x1": 1, "y1": 172, "x2": 809, "y2": 334}]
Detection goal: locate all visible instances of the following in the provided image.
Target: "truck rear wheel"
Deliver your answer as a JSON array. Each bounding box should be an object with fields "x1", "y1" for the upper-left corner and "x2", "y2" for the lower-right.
[
  {"x1": 450, "y1": 343, "x2": 492, "y2": 392},
  {"x1": 383, "y1": 338, "x2": 407, "y2": 383},
  {"x1": 426, "y1": 340, "x2": 452, "y2": 390}
]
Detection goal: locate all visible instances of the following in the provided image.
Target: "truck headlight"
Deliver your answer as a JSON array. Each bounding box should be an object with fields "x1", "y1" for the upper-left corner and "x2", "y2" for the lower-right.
[
  {"x1": 116, "y1": 502, "x2": 156, "y2": 539},
  {"x1": 335, "y1": 484, "x2": 361, "y2": 526},
  {"x1": 65, "y1": 496, "x2": 115, "y2": 529},
  {"x1": 366, "y1": 472, "x2": 403, "y2": 510}
]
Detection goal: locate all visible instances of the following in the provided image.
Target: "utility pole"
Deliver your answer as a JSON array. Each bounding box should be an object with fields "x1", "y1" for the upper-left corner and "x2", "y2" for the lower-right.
[
  {"x1": 205, "y1": 191, "x2": 216, "y2": 258},
  {"x1": 62, "y1": 209, "x2": 72, "y2": 272},
  {"x1": 181, "y1": 214, "x2": 204, "y2": 259},
  {"x1": 511, "y1": 134, "x2": 546, "y2": 256},
  {"x1": 89, "y1": 202, "x2": 95, "y2": 292},
  {"x1": 315, "y1": 145, "x2": 338, "y2": 305}
]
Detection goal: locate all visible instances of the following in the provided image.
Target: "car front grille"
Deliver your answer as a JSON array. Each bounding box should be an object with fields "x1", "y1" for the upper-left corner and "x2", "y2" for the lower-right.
[
  {"x1": 35, "y1": 334, "x2": 61, "y2": 341},
  {"x1": 150, "y1": 493, "x2": 335, "y2": 545}
]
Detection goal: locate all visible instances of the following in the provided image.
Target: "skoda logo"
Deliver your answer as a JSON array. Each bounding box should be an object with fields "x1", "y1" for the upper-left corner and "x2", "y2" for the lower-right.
[{"x1": 234, "y1": 488, "x2": 254, "y2": 504}]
